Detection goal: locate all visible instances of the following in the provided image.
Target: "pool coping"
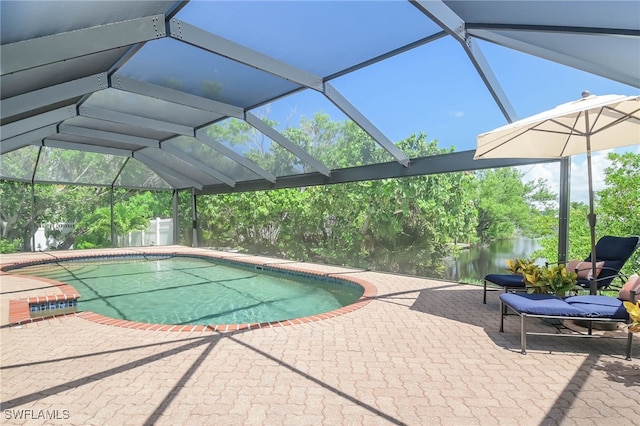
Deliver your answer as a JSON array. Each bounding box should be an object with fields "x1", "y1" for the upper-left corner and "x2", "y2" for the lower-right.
[{"x1": 2, "y1": 248, "x2": 377, "y2": 332}]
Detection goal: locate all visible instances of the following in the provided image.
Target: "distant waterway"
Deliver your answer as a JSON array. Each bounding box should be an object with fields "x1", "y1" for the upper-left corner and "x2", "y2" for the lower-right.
[{"x1": 445, "y1": 236, "x2": 542, "y2": 282}]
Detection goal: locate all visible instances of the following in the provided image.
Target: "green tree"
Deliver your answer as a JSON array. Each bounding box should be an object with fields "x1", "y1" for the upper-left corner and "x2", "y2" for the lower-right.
[
  {"x1": 598, "y1": 152, "x2": 640, "y2": 240},
  {"x1": 535, "y1": 202, "x2": 591, "y2": 263},
  {"x1": 0, "y1": 180, "x2": 40, "y2": 250},
  {"x1": 473, "y1": 168, "x2": 549, "y2": 243},
  {"x1": 0, "y1": 145, "x2": 166, "y2": 251},
  {"x1": 194, "y1": 132, "x2": 480, "y2": 277},
  {"x1": 535, "y1": 151, "x2": 640, "y2": 275},
  {"x1": 74, "y1": 191, "x2": 172, "y2": 249},
  {"x1": 2, "y1": 112, "x2": 557, "y2": 283},
  {"x1": 0, "y1": 180, "x2": 107, "y2": 251}
]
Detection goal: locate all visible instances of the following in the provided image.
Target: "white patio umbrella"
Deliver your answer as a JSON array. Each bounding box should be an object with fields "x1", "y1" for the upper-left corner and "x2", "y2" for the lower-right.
[{"x1": 474, "y1": 91, "x2": 640, "y2": 294}]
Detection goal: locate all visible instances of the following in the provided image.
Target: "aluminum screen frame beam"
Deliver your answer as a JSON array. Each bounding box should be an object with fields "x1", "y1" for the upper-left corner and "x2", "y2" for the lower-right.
[
  {"x1": 58, "y1": 125, "x2": 161, "y2": 148},
  {"x1": 195, "y1": 129, "x2": 277, "y2": 183},
  {"x1": 244, "y1": 112, "x2": 331, "y2": 177},
  {"x1": 161, "y1": 143, "x2": 236, "y2": 188},
  {"x1": 468, "y1": 28, "x2": 640, "y2": 88},
  {"x1": 557, "y1": 157, "x2": 571, "y2": 263},
  {"x1": 1, "y1": 15, "x2": 167, "y2": 75},
  {"x1": 3, "y1": 176, "x2": 171, "y2": 191},
  {"x1": 1, "y1": 106, "x2": 78, "y2": 140},
  {"x1": 169, "y1": 19, "x2": 409, "y2": 167},
  {"x1": 110, "y1": 77, "x2": 328, "y2": 177},
  {"x1": 43, "y1": 139, "x2": 133, "y2": 157},
  {"x1": 2, "y1": 73, "x2": 109, "y2": 120},
  {"x1": 411, "y1": 0, "x2": 517, "y2": 122},
  {"x1": 134, "y1": 152, "x2": 204, "y2": 190},
  {"x1": 462, "y1": 37, "x2": 518, "y2": 122},
  {"x1": 326, "y1": 31, "x2": 448, "y2": 81},
  {"x1": 198, "y1": 151, "x2": 557, "y2": 195},
  {"x1": 323, "y1": 82, "x2": 410, "y2": 167},
  {"x1": 0, "y1": 125, "x2": 57, "y2": 154},
  {"x1": 79, "y1": 106, "x2": 194, "y2": 136},
  {"x1": 110, "y1": 76, "x2": 243, "y2": 118},
  {"x1": 191, "y1": 188, "x2": 198, "y2": 247},
  {"x1": 410, "y1": 0, "x2": 466, "y2": 42},
  {"x1": 168, "y1": 19, "x2": 323, "y2": 91}
]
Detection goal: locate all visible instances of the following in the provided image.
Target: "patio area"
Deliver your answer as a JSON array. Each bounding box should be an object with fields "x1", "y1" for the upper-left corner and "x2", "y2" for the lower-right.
[{"x1": 1, "y1": 246, "x2": 638, "y2": 425}]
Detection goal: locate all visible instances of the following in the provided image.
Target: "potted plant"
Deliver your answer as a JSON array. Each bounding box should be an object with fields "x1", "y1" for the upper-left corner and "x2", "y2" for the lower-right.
[
  {"x1": 506, "y1": 258, "x2": 579, "y2": 296},
  {"x1": 525, "y1": 264, "x2": 579, "y2": 296}
]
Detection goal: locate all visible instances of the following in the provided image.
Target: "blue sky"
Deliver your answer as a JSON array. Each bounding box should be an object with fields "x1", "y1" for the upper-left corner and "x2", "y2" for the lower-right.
[
  {"x1": 173, "y1": 1, "x2": 639, "y2": 204},
  {"x1": 269, "y1": 39, "x2": 637, "y2": 146},
  {"x1": 251, "y1": 34, "x2": 639, "y2": 205}
]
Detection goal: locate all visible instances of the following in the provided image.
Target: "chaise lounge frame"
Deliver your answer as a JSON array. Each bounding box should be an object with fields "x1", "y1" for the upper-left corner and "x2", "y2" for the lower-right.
[
  {"x1": 483, "y1": 274, "x2": 526, "y2": 304},
  {"x1": 499, "y1": 292, "x2": 636, "y2": 360},
  {"x1": 484, "y1": 235, "x2": 640, "y2": 304}
]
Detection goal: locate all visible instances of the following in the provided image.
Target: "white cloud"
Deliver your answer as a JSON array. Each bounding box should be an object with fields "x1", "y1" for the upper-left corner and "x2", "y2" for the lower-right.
[
  {"x1": 568, "y1": 150, "x2": 612, "y2": 204},
  {"x1": 517, "y1": 146, "x2": 639, "y2": 205},
  {"x1": 450, "y1": 111, "x2": 464, "y2": 118}
]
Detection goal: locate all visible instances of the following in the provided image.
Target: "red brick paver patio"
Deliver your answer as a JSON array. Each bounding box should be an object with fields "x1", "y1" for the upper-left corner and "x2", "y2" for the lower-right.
[{"x1": 1, "y1": 246, "x2": 638, "y2": 425}]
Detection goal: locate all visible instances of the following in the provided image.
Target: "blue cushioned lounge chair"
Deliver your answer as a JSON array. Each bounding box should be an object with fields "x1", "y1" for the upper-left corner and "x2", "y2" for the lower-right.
[
  {"x1": 499, "y1": 291, "x2": 636, "y2": 360},
  {"x1": 483, "y1": 235, "x2": 640, "y2": 304},
  {"x1": 570, "y1": 235, "x2": 640, "y2": 291},
  {"x1": 483, "y1": 273, "x2": 526, "y2": 304}
]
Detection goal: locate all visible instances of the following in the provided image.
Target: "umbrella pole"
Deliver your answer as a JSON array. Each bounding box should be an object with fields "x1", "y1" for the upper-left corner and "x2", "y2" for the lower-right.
[
  {"x1": 585, "y1": 121, "x2": 598, "y2": 295},
  {"x1": 587, "y1": 150, "x2": 597, "y2": 295}
]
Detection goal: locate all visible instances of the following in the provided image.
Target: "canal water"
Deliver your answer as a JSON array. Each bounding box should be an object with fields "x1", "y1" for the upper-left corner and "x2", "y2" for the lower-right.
[{"x1": 445, "y1": 236, "x2": 542, "y2": 282}]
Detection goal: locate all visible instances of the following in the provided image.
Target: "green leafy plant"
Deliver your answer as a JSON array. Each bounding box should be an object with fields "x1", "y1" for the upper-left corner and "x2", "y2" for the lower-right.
[
  {"x1": 526, "y1": 264, "x2": 579, "y2": 296},
  {"x1": 0, "y1": 238, "x2": 21, "y2": 253},
  {"x1": 506, "y1": 258, "x2": 579, "y2": 296},
  {"x1": 624, "y1": 301, "x2": 640, "y2": 333},
  {"x1": 506, "y1": 257, "x2": 538, "y2": 276}
]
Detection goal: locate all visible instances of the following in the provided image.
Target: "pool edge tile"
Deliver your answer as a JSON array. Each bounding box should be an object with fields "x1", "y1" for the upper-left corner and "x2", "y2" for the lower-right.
[{"x1": 5, "y1": 248, "x2": 378, "y2": 332}]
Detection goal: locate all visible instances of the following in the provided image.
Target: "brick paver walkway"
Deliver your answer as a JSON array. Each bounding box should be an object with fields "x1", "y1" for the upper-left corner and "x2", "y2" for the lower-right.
[{"x1": 1, "y1": 247, "x2": 638, "y2": 425}]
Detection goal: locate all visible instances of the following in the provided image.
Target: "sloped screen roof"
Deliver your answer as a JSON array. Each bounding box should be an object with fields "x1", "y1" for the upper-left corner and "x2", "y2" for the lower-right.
[{"x1": 1, "y1": 1, "x2": 638, "y2": 193}]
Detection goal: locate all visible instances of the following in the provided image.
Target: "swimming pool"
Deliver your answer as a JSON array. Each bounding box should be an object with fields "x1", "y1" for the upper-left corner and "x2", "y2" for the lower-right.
[{"x1": 9, "y1": 254, "x2": 368, "y2": 327}]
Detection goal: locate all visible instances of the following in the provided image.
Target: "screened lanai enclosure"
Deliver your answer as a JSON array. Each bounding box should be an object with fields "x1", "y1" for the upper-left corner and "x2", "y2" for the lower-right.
[{"x1": 1, "y1": 1, "x2": 639, "y2": 281}]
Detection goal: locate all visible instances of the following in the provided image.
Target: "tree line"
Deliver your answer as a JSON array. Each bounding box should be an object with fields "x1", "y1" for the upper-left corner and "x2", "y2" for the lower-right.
[{"x1": 1, "y1": 114, "x2": 638, "y2": 280}]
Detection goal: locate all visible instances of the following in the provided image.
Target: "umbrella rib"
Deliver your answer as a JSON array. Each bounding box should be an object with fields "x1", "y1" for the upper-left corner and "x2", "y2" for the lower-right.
[
  {"x1": 478, "y1": 125, "x2": 535, "y2": 157},
  {"x1": 477, "y1": 96, "x2": 639, "y2": 159},
  {"x1": 588, "y1": 105, "x2": 606, "y2": 135},
  {"x1": 589, "y1": 105, "x2": 640, "y2": 136},
  {"x1": 529, "y1": 128, "x2": 584, "y2": 137},
  {"x1": 538, "y1": 118, "x2": 587, "y2": 136},
  {"x1": 558, "y1": 113, "x2": 583, "y2": 157}
]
